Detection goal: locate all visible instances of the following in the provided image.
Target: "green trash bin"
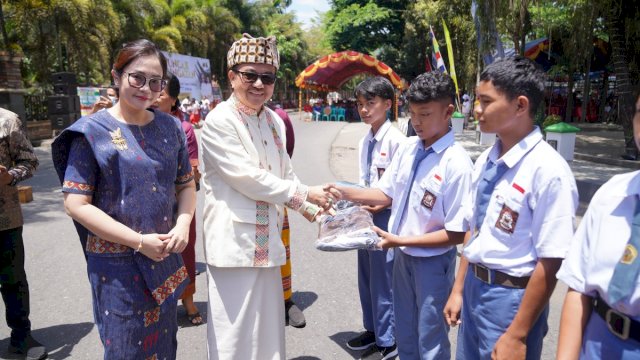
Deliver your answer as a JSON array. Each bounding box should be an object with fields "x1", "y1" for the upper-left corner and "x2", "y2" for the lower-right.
[
  {"x1": 451, "y1": 111, "x2": 464, "y2": 134},
  {"x1": 544, "y1": 122, "x2": 580, "y2": 161}
]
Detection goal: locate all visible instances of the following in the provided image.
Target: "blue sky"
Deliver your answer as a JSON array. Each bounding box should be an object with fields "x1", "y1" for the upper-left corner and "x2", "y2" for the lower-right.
[{"x1": 287, "y1": 0, "x2": 331, "y2": 30}]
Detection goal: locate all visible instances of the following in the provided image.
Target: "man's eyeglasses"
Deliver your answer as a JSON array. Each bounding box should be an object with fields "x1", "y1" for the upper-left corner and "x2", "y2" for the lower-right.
[
  {"x1": 122, "y1": 72, "x2": 167, "y2": 92},
  {"x1": 233, "y1": 69, "x2": 277, "y2": 85}
]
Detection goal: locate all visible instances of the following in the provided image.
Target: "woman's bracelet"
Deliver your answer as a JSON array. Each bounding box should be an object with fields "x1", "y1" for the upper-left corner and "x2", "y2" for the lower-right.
[{"x1": 134, "y1": 233, "x2": 144, "y2": 253}]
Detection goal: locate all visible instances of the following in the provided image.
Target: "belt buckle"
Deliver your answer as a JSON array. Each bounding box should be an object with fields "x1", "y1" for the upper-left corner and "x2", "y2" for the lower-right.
[
  {"x1": 605, "y1": 308, "x2": 630, "y2": 340},
  {"x1": 473, "y1": 263, "x2": 492, "y2": 284}
]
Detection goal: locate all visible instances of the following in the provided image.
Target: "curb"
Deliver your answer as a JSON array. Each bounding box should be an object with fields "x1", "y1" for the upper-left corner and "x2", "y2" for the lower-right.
[{"x1": 574, "y1": 152, "x2": 640, "y2": 170}]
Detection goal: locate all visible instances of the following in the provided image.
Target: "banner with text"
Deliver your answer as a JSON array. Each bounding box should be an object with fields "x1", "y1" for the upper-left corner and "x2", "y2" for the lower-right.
[{"x1": 162, "y1": 52, "x2": 219, "y2": 101}]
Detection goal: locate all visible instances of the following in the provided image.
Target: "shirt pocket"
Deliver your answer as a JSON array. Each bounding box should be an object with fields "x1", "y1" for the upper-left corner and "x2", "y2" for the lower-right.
[
  {"x1": 372, "y1": 157, "x2": 391, "y2": 182},
  {"x1": 488, "y1": 194, "x2": 525, "y2": 238},
  {"x1": 412, "y1": 176, "x2": 443, "y2": 215}
]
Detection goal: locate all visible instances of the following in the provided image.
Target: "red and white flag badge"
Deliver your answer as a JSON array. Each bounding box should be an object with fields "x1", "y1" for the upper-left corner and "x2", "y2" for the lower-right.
[{"x1": 512, "y1": 183, "x2": 525, "y2": 194}]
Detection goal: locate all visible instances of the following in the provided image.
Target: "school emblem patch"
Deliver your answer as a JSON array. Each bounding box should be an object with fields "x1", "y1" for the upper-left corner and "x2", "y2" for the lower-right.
[
  {"x1": 621, "y1": 244, "x2": 638, "y2": 265},
  {"x1": 421, "y1": 190, "x2": 437, "y2": 210},
  {"x1": 110, "y1": 127, "x2": 128, "y2": 151},
  {"x1": 496, "y1": 204, "x2": 519, "y2": 234}
]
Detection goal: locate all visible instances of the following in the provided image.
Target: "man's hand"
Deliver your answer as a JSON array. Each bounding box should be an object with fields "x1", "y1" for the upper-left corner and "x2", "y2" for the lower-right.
[
  {"x1": 492, "y1": 331, "x2": 527, "y2": 360},
  {"x1": 307, "y1": 185, "x2": 337, "y2": 212},
  {"x1": 0, "y1": 165, "x2": 13, "y2": 185}
]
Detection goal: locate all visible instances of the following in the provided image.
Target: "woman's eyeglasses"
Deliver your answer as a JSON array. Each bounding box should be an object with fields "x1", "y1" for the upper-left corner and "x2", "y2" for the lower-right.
[
  {"x1": 122, "y1": 72, "x2": 167, "y2": 92},
  {"x1": 233, "y1": 70, "x2": 277, "y2": 85}
]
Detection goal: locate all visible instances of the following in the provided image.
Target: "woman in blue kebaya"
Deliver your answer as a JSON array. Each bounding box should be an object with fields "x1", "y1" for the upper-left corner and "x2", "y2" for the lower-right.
[{"x1": 52, "y1": 39, "x2": 196, "y2": 359}]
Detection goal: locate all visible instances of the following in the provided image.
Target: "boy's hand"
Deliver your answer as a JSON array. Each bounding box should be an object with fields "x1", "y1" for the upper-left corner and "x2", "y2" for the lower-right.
[
  {"x1": 361, "y1": 204, "x2": 387, "y2": 214},
  {"x1": 443, "y1": 292, "x2": 463, "y2": 326},
  {"x1": 373, "y1": 225, "x2": 400, "y2": 248},
  {"x1": 492, "y1": 332, "x2": 526, "y2": 360}
]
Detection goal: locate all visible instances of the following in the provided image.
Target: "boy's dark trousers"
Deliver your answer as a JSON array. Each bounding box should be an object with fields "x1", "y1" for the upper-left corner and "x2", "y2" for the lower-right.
[{"x1": 0, "y1": 226, "x2": 32, "y2": 345}]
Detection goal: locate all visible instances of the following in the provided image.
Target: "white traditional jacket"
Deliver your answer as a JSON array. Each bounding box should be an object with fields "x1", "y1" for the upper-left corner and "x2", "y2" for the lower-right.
[{"x1": 201, "y1": 95, "x2": 310, "y2": 267}]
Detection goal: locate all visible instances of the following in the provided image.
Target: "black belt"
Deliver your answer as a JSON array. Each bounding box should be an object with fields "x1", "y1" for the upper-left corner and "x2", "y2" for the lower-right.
[
  {"x1": 593, "y1": 297, "x2": 640, "y2": 341},
  {"x1": 471, "y1": 263, "x2": 530, "y2": 289}
]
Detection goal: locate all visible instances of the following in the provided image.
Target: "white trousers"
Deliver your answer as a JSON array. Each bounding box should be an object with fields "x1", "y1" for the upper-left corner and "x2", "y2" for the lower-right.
[{"x1": 206, "y1": 266, "x2": 285, "y2": 360}]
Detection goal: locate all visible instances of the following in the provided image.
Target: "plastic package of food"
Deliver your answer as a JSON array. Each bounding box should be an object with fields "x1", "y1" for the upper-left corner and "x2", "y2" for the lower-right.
[{"x1": 315, "y1": 200, "x2": 381, "y2": 251}]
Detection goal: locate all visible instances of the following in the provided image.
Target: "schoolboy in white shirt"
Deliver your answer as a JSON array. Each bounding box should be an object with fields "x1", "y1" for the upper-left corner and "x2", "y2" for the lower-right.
[
  {"x1": 556, "y1": 92, "x2": 640, "y2": 359},
  {"x1": 444, "y1": 56, "x2": 579, "y2": 360},
  {"x1": 345, "y1": 77, "x2": 405, "y2": 360},
  {"x1": 330, "y1": 71, "x2": 473, "y2": 359}
]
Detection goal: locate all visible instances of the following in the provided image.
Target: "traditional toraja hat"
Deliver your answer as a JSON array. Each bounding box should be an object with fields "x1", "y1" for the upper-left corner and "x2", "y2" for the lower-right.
[{"x1": 227, "y1": 33, "x2": 280, "y2": 70}]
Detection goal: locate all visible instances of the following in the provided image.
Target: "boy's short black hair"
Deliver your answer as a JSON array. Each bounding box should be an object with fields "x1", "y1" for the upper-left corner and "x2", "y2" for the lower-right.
[
  {"x1": 480, "y1": 56, "x2": 545, "y2": 117},
  {"x1": 354, "y1": 76, "x2": 395, "y2": 101},
  {"x1": 406, "y1": 71, "x2": 455, "y2": 105}
]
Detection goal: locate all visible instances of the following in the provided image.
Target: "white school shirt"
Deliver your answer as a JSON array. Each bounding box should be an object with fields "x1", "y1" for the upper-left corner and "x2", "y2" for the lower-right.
[
  {"x1": 358, "y1": 120, "x2": 406, "y2": 187},
  {"x1": 376, "y1": 130, "x2": 473, "y2": 257},
  {"x1": 463, "y1": 127, "x2": 578, "y2": 277},
  {"x1": 557, "y1": 170, "x2": 640, "y2": 318}
]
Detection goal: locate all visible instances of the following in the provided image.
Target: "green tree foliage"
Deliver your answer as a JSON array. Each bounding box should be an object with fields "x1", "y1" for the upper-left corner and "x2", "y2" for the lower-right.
[
  {"x1": 302, "y1": 14, "x2": 333, "y2": 61},
  {"x1": 0, "y1": 0, "x2": 307, "y2": 98},
  {"x1": 325, "y1": 2, "x2": 394, "y2": 54},
  {"x1": 404, "y1": 0, "x2": 477, "y2": 94},
  {"x1": 266, "y1": 12, "x2": 310, "y2": 99}
]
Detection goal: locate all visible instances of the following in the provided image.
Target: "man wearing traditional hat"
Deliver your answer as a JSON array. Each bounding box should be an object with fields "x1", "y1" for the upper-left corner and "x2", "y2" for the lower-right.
[{"x1": 200, "y1": 34, "x2": 334, "y2": 359}]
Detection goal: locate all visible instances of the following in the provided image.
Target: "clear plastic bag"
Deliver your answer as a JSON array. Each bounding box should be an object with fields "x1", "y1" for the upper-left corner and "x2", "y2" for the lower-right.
[{"x1": 315, "y1": 200, "x2": 381, "y2": 252}]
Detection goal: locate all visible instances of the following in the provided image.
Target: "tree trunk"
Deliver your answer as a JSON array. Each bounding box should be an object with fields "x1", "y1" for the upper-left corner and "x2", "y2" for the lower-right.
[
  {"x1": 565, "y1": 67, "x2": 575, "y2": 123},
  {"x1": 607, "y1": 1, "x2": 637, "y2": 158},
  {"x1": 0, "y1": 1, "x2": 9, "y2": 52},
  {"x1": 581, "y1": 57, "x2": 592, "y2": 123},
  {"x1": 597, "y1": 71, "x2": 609, "y2": 122}
]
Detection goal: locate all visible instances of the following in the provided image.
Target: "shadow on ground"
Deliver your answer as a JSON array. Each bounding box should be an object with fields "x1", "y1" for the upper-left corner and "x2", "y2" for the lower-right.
[
  {"x1": 177, "y1": 301, "x2": 208, "y2": 328},
  {"x1": 290, "y1": 291, "x2": 318, "y2": 312},
  {"x1": 0, "y1": 322, "x2": 94, "y2": 360},
  {"x1": 329, "y1": 331, "x2": 361, "y2": 359}
]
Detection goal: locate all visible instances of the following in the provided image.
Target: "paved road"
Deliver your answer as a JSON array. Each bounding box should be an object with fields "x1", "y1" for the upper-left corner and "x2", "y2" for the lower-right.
[{"x1": 0, "y1": 113, "x2": 591, "y2": 359}]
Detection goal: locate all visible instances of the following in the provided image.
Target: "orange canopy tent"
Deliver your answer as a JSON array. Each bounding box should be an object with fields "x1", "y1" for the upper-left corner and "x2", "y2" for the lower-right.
[
  {"x1": 295, "y1": 51, "x2": 405, "y2": 119},
  {"x1": 296, "y1": 51, "x2": 404, "y2": 90}
]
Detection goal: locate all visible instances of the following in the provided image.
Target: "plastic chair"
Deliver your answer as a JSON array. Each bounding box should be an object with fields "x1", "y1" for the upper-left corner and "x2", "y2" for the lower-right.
[
  {"x1": 312, "y1": 111, "x2": 321, "y2": 121},
  {"x1": 337, "y1": 108, "x2": 346, "y2": 121},
  {"x1": 330, "y1": 107, "x2": 338, "y2": 121}
]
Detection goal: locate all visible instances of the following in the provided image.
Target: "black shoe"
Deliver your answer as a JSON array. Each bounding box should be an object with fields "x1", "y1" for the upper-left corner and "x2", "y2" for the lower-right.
[
  {"x1": 9, "y1": 334, "x2": 48, "y2": 360},
  {"x1": 285, "y1": 300, "x2": 306, "y2": 328},
  {"x1": 346, "y1": 331, "x2": 376, "y2": 351},
  {"x1": 359, "y1": 344, "x2": 398, "y2": 360}
]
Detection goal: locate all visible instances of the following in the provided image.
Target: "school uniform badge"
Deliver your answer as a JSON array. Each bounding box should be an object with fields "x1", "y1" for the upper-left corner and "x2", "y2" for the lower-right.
[
  {"x1": 496, "y1": 204, "x2": 519, "y2": 234},
  {"x1": 421, "y1": 190, "x2": 437, "y2": 210},
  {"x1": 621, "y1": 244, "x2": 638, "y2": 265}
]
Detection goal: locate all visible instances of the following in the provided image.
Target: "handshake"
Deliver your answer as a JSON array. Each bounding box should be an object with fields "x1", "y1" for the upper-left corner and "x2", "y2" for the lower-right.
[{"x1": 302, "y1": 184, "x2": 350, "y2": 221}]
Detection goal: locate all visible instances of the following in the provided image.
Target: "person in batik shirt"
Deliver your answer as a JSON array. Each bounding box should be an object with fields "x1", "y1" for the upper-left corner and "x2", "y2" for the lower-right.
[{"x1": 0, "y1": 107, "x2": 46, "y2": 359}]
